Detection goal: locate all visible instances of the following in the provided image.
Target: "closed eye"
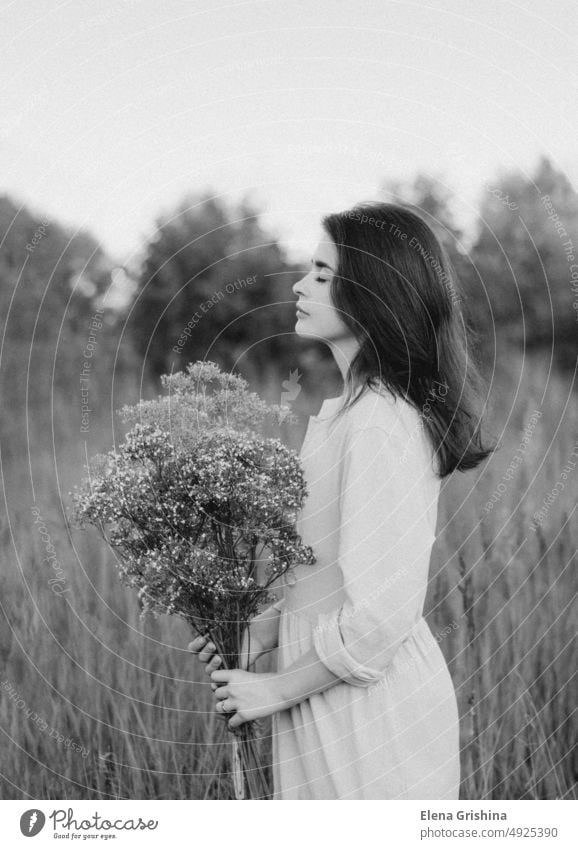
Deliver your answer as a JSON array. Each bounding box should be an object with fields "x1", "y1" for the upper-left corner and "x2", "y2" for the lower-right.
[
  {"x1": 310, "y1": 258, "x2": 334, "y2": 281},
  {"x1": 306, "y1": 266, "x2": 329, "y2": 283}
]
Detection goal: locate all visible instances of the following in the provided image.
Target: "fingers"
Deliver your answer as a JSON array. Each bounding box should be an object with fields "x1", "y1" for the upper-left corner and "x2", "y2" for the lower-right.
[
  {"x1": 213, "y1": 684, "x2": 234, "y2": 725},
  {"x1": 187, "y1": 635, "x2": 207, "y2": 653},
  {"x1": 228, "y1": 711, "x2": 245, "y2": 730},
  {"x1": 213, "y1": 698, "x2": 230, "y2": 723},
  {"x1": 216, "y1": 706, "x2": 235, "y2": 725},
  {"x1": 188, "y1": 636, "x2": 222, "y2": 671},
  {"x1": 210, "y1": 669, "x2": 230, "y2": 684},
  {"x1": 206, "y1": 654, "x2": 222, "y2": 675},
  {"x1": 188, "y1": 635, "x2": 213, "y2": 656},
  {"x1": 198, "y1": 641, "x2": 217, "y2": 663}
]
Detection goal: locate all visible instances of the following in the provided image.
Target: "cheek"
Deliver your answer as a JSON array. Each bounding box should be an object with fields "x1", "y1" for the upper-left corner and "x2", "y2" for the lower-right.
[
  {"x1": 324, "y1": 303, "x2": 347, "y2": 331},
  {"x1": 316, "y1": 287, "x2": 337, "y2": 315},
  {"x1": 310, "y1": 286, "x2": 347, "y2": 331}
]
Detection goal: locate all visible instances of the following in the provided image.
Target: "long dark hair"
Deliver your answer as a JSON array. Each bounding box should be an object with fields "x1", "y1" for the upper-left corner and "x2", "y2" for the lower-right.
[{"x1": 321, "y1": 201, "x2": 495, "y2": 478}]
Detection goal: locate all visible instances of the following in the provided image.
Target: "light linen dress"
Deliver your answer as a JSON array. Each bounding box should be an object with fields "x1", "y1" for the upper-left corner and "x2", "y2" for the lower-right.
[{"x1": 270, "y1": 384, "x2": 460, "y2": 800}]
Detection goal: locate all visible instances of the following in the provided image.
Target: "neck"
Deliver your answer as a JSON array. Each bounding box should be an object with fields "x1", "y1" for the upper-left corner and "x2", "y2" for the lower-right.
[{"x1": 328, "y1": 336, "x2": 360, "y2": 384}]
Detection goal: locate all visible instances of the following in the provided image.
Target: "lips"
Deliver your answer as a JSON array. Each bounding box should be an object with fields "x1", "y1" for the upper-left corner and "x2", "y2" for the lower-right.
[{"x1": 296, "y1": 304, "x2": 309, "y2": 315}]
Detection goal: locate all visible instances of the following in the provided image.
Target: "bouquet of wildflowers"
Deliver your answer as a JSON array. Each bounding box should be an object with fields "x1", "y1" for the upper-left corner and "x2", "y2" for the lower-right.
[{"x1": 69, "y1": 361, "x2": 315, "y2": 799}]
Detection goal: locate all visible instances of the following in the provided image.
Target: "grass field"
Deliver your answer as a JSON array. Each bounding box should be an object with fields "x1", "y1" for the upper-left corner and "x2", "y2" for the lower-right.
[{"x1": 0, "y1": 348, "x2": 575, "y2": 799}]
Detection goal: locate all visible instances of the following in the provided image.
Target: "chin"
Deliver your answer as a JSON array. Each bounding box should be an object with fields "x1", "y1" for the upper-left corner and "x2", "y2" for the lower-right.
[
  {"x1": 295, "y1": 318, "x2": 314, "y2": 333},
  {"x1": 296, "y1": 327, "x2": 325, "y2": 344}
]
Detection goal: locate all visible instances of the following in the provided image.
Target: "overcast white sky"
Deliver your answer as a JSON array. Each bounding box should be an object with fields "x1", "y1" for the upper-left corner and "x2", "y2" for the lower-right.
[{"x1": 1, "y1": 0, "x2": 576, "y2": 265}]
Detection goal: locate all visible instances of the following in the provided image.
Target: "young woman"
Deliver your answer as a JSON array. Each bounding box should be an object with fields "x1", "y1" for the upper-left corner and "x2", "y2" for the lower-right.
[{"x1": 189, "y1": 201, "x2": 494, "y2": 799}]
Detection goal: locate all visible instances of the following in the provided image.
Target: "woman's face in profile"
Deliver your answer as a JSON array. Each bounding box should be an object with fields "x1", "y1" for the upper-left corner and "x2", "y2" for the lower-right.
[{"x1": 292, "y1": 231, "x2": 354, "y2": 345}]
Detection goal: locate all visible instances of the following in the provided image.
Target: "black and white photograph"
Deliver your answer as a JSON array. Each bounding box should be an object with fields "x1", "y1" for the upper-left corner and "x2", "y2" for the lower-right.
[{"x1": 0, "y1": 0, "x2": 576, "y2": 837}]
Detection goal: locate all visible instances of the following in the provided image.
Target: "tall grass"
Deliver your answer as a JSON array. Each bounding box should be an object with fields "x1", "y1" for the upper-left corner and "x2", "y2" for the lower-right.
[
  {"x1": 426, "y1": 349, "x2": 577, "y2": 799},
  {"x1": 0, "y1": 348, "x2": 575, "y2": 799}
]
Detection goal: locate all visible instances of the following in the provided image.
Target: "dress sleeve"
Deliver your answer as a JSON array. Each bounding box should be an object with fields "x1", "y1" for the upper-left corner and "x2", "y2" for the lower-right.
[{"x1": 312, "y1": 425, "x2": 436, "y2": 687}]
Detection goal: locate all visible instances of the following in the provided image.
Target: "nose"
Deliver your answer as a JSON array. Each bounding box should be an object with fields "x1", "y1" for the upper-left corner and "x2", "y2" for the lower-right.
[{"x1": 292, "y1": 271, "x2": 308, "y2": 298}]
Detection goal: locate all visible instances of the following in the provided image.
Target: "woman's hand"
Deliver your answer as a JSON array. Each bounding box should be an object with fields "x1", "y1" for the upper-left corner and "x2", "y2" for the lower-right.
[
  {"x1": 188, "y1": 604, "x2": 283, "y2": 725},
  {"x1": 187, "y1": 627, "x2": 268, "y2": 677},
  {"x1": 188, "y1": 604, "x2": 281, "y2": 673},
  {"x1": 211, "y1": 668, "x2": 286, "y2": 730}
]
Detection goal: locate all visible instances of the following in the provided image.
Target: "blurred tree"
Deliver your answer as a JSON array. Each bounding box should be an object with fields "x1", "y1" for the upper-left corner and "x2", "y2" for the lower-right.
[
  {"x1": 382, "y1": 172, "x2": 465, "y2": 257},
  {"x1": 0, "y1": 194, "x2": 134, "y2": 449},
  {"x1": 126, "y1": 191, "x2": 301, "y2": 389},
  {"x1": 469, "y1": 156, "x2": 578, "y2": 371},
  {"x1": 0, "y1": 194, "x2": 113, "y2": 340}
]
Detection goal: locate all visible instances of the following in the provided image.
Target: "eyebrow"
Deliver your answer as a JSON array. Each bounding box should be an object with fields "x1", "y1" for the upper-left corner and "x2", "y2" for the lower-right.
[{"x1": 310, "y1": 258, "x2": 335, "y2": 272}]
